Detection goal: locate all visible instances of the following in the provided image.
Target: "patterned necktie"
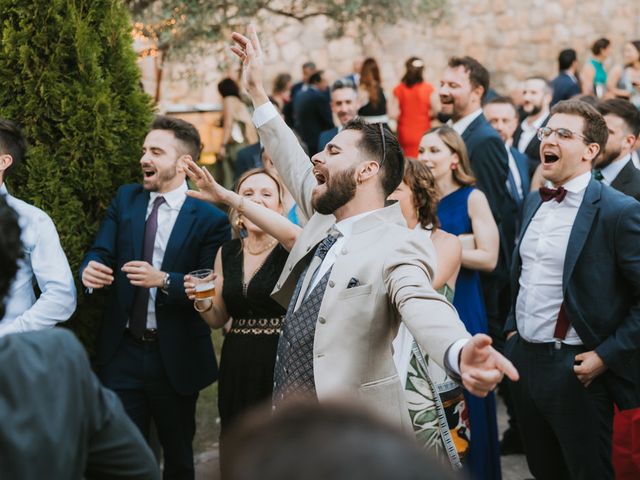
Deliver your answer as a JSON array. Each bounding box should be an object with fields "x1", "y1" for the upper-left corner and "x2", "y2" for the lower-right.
[
  {"x1": 129, "y1": 196, "x2": 166, "y2": 338},
  {"x1": 539, "y1": 186, "x2": 567, "y2": 203},
  {"x1": 592, "y1": 169, "x2": 604, "y2": 182},
  {"x1": 294, "y1": 229, "x2": 340, "y2": 311}
]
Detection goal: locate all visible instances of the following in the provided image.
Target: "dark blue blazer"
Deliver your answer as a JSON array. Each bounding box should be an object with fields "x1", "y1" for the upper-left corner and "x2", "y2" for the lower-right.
[
  {"x1": 80, "y1": 184, "x2": 230, "y2": 395},
  {"x1": 318, "y1": 127, "x2": 338, "y2": 153},
  {"x1": 506, "y1": 179, "x2": 640, "y2": 409},
  {"x1": 294, "y1": 88, "x2": 334, "y2": 155},
  {"x1": 510, "y1": 147, "x2": 531, "y2": 197},
  {"x1": 551, "y1": 72, "x2": 581, "y2": 107},
  {"x1": 513, "y1": 114, "x2": 550, "y2": 177},
  {"x1": 234, "y1": 142, "x2": 262, "y2": 183},
  {"x1": 462, "y1": 114, "x2": 516, "y2": 278}
]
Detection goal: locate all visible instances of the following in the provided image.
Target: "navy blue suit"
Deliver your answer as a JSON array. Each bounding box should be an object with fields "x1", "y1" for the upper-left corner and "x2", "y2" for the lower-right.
[
  {"x1": 513, "y1": 113, "x2": 549, "y2": 178},
  {"x1": 510, "y1": 147, "x2": 531, "y2": 198},
  {"x1": 80, "y1": 183, "x2": 230, "y2": 478},
  {"x1": 462, "y1": 114, "x2": 516, "y2": 346},
  {"x1": 505, "y1": 180, "x2": 640, "y2": 479},
  {"x1": 234, "y1": 142, "x2": 262, "y2": 183},
  {"x1": 317, "y1": 127, "x2": 338, "y2": 153},
  {"x1": 294, "y1": 87, "x2": 333, "y2": 155},
  {"x1": 551, "y1": 72, "x2": 581, "y2": 107}
]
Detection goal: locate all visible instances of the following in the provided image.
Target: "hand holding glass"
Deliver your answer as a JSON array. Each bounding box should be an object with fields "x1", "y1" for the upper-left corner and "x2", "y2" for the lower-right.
[{"x1": 187, "y1": 269, "x2": 216, "y2": 300}]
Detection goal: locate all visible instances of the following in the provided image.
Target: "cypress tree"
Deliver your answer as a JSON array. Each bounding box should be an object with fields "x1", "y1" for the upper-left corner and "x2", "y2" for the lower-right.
[{"x1": 0, "y1": 0, "x2": 153, "y2": 348}]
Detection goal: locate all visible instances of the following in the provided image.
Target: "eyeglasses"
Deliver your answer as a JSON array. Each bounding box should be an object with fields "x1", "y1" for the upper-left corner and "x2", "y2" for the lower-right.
[{"x1": 537, "y1": 126, "x2": 589, "y2": 143}]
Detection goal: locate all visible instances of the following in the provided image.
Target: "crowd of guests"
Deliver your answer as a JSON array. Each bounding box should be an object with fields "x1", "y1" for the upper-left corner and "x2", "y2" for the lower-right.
[{"x1": 1, "y1": 26, "x2": 640, "y2": 480}]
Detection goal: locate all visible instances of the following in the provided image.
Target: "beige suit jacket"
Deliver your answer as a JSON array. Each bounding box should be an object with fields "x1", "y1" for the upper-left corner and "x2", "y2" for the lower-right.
[{"x1": 259, "y1": 113, "x2": 471, "y2": 430}]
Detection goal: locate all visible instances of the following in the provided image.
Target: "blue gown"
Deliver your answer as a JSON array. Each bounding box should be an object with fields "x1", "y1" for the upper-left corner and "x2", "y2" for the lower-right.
[{"x1": 437, "y1": 186, "x2": 502, "y2": 480}]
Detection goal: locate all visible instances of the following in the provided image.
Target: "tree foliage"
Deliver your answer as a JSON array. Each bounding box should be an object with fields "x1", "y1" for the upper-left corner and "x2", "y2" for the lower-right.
[{"x1": 0, "y1": 0, "x2": 154, "y2": 349}]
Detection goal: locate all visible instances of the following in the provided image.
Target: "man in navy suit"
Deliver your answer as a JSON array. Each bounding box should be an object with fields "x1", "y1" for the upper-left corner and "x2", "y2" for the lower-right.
[
  {"x1": 317, "y1": 78, "x2": 360, "y2": 152},
  {"x1": 293, "y1": 70, "x2": 333, "y2": 155},
  {"x1": 440, "y1": 56, "x2": 515, "y2": 349},
  {"x1": 80, "y1": 116, "x2": 230, "y2": 479},
  {"x1": 551, "y1": 49, "x2": 582, "y2": 107},
  {"x1": 234, "y1": 141, "x2": 262, "y2": 182},
  {"x1": 504, "y1": 100, "x2": 640, "y2": 479}
]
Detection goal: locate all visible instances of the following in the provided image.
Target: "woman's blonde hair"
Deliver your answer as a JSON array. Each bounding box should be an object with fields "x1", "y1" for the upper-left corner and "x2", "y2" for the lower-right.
[
  {"x1": 230, "y1": 168, "x2": 285, "y2": 236},
  {"x1": 426, "y1": 126, "x2": 476, "y2": 187}
]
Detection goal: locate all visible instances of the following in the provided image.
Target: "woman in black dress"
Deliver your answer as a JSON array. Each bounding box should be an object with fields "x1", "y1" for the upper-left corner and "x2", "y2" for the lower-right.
[
  {"x1": 358, "y1": 57, "x2": 388, "y2": 125},
  {"x1": 182, "y1": 163, "x2": 302, "y2": 439}
]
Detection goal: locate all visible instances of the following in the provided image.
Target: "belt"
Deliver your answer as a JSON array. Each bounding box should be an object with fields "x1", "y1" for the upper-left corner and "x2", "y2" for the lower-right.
[
  {"x1": 125, "y1": 328, "x2": 158, "y2": 342},
  {"x1": 229, "y1": 317, "x2": 283, "y2": 335},
  {"x1": 517, "y1": 336, "x2": 584, "y2": 352}
]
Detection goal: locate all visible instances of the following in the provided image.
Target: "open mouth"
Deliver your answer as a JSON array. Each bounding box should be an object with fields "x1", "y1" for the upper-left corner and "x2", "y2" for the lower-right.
[
  {"x1": 440, "y1": 96, "x2": 453, "y2": 105},
  {"x1": 313, "y1": 170, "x2": 327, "y2": 185},
  {"x1": 543, "y1": 152, "x2": 559, "y2": 164},
  {"x1": 142, "y1": 169, "x2": 157, "y2": 179}
]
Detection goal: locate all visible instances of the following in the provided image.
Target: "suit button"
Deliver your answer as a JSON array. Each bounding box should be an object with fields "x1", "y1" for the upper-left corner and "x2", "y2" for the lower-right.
[
  {"x1": 288, "y1": 265, "x2": 292, "y2": 272},
  {"x1": 319, "y1": 317, "x2": 326, "y2": 324},
  {"x1": 328, "y1": 280, "x2": 335, "y2": 288}
]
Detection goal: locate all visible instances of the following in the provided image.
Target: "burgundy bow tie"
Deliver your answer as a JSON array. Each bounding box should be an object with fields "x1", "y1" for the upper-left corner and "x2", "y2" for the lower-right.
[{"x1": 539, "y1": 186, "x2": 567, "y2": 203}]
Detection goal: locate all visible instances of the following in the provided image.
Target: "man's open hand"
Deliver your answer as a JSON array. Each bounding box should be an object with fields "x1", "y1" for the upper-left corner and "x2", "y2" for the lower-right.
[
  {"x1": 460, "y1": 334, "x2": 519, "y2": 397},
  {"x1": 230, "y1": 25, "x2": 269, "y2": 105},
  {"x1": 122, "y1": 261, "x2": 165, "y2": 289}
]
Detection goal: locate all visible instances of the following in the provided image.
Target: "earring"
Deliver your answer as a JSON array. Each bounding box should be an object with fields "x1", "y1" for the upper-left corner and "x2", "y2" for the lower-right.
[
  {"x1": 235, "y1": 216, "x2": 245, "y2": 230},
  {"x1": 451, "y1": 163, "x2": 458, "y2": 170}
]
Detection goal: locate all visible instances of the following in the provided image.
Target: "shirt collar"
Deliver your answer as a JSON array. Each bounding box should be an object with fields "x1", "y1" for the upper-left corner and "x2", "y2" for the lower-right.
[
  {"x1": 451, "y1": 108, "x2": 483, "y2": 135},
  {"x1": 334, "y1": 208, "x2": 382, "y2": 238},
  {"x1": 601, "y1": 155, "x2": 631, "y2": 184},
  {"x1": 562, "y1": 171, "x2": 592, "y2": 193},
  {"x1": 521, "y1": 111, "x2": 549, "y2": 132},
  {"x1": 150, "y1": 181, "x2": 188, "y2": 210},
  {"x1": 0, "y1": 183, "x2": 7, "y2": 195}
]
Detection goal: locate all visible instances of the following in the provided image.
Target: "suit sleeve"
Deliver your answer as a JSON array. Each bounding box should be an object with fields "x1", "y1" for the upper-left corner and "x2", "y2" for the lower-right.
[
  {"x1": 470, "y1": 136, "x2": 509, "y2": 222},
  {"x1": 383, "y1": 229, "x2": 470, "y2": 369},
  {"x1": 79, "y1": 188, "x2": 122, "y2": 280},
  {"x1": 595, "y1": 201, "x2": 640, "y2": 374},
  {"x1": 161, "y1": 210, "x2": 230, "y2": 306},
  {"x1": 258, "y1": 112, "x2": 318, "y2": 220}
]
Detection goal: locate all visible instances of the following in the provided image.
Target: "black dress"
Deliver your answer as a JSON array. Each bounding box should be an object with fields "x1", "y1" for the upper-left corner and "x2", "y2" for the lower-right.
[{"x1": 218, "y1": 239, "x2": 287, "y2": 434}]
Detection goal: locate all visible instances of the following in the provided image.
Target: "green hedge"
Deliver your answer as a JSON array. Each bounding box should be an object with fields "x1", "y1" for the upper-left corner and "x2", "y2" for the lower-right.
[{"x1": 0, "y1": 0, "x2": 154, "y2": 352}]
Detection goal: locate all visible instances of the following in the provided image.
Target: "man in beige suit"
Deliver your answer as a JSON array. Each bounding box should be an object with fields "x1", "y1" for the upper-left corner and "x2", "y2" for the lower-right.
[{"x1": 230, "y1": 27, "x2": 518, "y2": 431}]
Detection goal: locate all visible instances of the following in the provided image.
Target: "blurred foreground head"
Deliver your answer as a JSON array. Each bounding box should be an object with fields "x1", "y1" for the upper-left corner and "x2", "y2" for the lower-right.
[{"x1": 223, "y1": 400, "x2": 458, "y2": 480}]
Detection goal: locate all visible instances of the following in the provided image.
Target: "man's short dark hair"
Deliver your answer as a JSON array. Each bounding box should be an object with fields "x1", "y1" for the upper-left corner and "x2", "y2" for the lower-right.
[
  {"x1": 558, "y1": 48, "x2": 577, "y2": 71},
  {"x1": 342, "y1": 119, "x2": 404, "y2": 196},
  {"x1": 551, "y1": 100, "x2": 609, "y2": 152},
  {"x1": 331, "y1": 78, "x2": 357, "y2": 93},
  {"x1": 308, "y1": 71, "x2": 324, "y2": 85},
  {"x1": 597, "y1": 98, "x2": 640, "y2": 137},
  {"x1": 526, "y1": 76, "x2": 553, "y2": 95},
  {"x1": 591, "y1": 38, "x2": 610, "y2": 56},
  {"x1": 448, "y1": 56, "x2": 490, "y2": 99},
  {"x1": 0, "y1": 119, "x2": 27, "y2": 179},
  {"x1": 0, "y1": 196, "x2": 22, "y2": 321},
  {"x1": 302, "y1": 61, "x2": 316, "y2": 71},
  {"x1": 150, "y1": 115, "x2": 202, "y2": 162},
  {"x1": 484, "y1": 95, "x2": 518, "y2": 115},
  {"x1": 223, "y1": 401, "x2": 457, "y2": 480}
]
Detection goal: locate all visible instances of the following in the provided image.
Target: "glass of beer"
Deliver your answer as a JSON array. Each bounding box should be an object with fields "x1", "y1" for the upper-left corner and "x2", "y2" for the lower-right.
[{"x1": 189, "y1": 269, "x2": 215, "y2": 299}]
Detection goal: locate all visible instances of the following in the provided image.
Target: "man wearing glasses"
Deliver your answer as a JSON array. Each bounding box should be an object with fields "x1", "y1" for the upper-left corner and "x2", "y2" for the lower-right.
[
  {"x1": 504, "y1": 100, "x2": 640, "y2": 479},
  {"x1": 227, "y1": 26, "x2": 519, "y2": 435}
]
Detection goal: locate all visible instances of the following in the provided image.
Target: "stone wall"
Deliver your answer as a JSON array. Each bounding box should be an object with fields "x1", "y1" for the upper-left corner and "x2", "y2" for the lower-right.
[{"x1": 139, "y1": 0, "x2": 640, "y2": 109}]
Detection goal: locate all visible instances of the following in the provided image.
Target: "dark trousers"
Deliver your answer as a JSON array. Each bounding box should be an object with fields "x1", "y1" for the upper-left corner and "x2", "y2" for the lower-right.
[
  {"x1": 506, "y1": 334, "x2": 614, "y2": 480},
  {"x1": 100, "y1": 333, "x2": 198, "y2": 480}
]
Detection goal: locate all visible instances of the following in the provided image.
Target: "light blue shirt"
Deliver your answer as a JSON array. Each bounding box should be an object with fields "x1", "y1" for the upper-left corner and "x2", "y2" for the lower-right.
[{"x1": 0, "y1": 184, "x2": 76, "y2": 336}]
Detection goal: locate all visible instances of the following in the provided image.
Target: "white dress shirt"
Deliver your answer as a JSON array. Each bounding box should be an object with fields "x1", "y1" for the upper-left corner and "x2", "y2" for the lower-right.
[
  {"x1": 0, "y1": 184, "x2": 76, "y2": 336},
  {"x1": 450, "y1": 108, "x2": 483, "y2": 135},
  {"x1": 517, "y1": 112, "x2": 548, "y2": 153},
  {"x1": 515, "y1": 171, "x2": 592, "y2": 344},
  {"x1": 600, "y1": 155, "x2": 631, "y2": 186},
  {"x1": 632, "y1": 150, "x2": 639, "y2": 169},
  {"x1": 144, "y1": 182, "x2": 187, "y2": 329}
]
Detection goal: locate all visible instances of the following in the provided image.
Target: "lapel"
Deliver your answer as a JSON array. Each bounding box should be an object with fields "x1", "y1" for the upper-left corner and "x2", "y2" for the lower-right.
[
  {"x1": 610, "y1": 158, "x2": 633, "y2": 192},
  {"x1": 161, "y1": 197, "x2": 197, "y2": 271},
  {"x1": 461, "y1": 114, "x2": 484, "y2": 143},
  {"x1": 131, "y1": 189, "x2": 150, "y2": 260},
  {"x1": 562, "y1": 179, "x2": 601, "y2": 290}
]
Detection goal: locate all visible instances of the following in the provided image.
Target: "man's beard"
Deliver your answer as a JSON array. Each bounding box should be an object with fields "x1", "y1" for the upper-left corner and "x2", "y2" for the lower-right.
[
  {"x1": 312, "y1": 166, "x2": 357, "y2": 215},
  {"x1": 598, "y1": 147, "x2": 622, "y2": 169},
  {"x1": 525, "y1": 103, "x2": 542, "y2": 116},
  {"x1": 143, "y1": 166, "x2": 176, "y2": 192}
]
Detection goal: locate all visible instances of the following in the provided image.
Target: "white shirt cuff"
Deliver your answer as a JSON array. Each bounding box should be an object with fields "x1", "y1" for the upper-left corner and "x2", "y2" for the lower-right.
[
  {"x1": 446, "y1": 338, "x2": 469, "y2": 376},
  {"x1": 252, "y1": 101, "x2": 279, "y2": 128}
]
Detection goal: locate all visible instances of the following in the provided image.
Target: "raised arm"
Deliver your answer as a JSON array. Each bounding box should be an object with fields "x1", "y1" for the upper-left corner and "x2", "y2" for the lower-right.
[
  {"x1": 183, "y1": 159, "x2": 301, "y2": 251},
  {"x1": 230, "y1": 26, "x2": 317, "y2": 218}
]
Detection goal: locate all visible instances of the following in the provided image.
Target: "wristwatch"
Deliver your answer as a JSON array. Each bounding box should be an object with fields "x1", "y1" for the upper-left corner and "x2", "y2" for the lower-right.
[{"x1": 161, "y1": 272, "x2": 171, "y2": 294}]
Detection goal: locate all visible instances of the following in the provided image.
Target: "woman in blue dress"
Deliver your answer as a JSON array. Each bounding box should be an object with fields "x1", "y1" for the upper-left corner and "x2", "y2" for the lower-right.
[{"x1": 418, "y1": 125, "x2": 502, "y2": 480}]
